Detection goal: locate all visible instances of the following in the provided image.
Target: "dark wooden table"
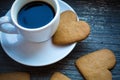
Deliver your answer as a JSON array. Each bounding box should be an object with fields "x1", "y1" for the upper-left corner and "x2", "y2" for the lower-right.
[{"x1": 0, "y1": 0, "x2": 120, "y2": 80}]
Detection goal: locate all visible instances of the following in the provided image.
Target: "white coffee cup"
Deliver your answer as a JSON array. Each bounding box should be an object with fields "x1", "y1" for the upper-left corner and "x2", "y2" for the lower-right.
[{"x1": 0, "y1": 0, "x2": 60, "y2": 42}]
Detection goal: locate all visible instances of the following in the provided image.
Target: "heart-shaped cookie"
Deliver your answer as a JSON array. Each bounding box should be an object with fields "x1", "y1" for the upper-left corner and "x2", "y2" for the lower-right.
[
  {"x1": 50, "y1": 72, "x2": 71, "y2": 80},
  {"x1": 76, "y1": 49, "x2": 116, "y2": 80},
  {"x1": 52, "y1": 11, "x2": 90, "y2": 45},
  {"x1": 0, "y1": 72, "x2": 30, "y2": 80}
]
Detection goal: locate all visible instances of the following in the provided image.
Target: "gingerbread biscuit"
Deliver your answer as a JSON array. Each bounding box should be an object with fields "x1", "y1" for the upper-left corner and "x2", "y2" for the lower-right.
[
  {"x1": 52, "y1": 11, "x2": 90, "y2": 45},
  {"x1": 50, "y1": 72, "x2": 71, "y2": 80},
  {"x1": 76, "y1": 49, "x2": 116, "y2": 80},
  {"x1": 0, "y1": 72, "x2": 30, "y2": 80}
]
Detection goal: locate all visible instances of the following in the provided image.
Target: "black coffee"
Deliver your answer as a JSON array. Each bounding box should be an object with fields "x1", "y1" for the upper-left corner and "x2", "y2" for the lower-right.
[{"x1": 17, "y1": 1, "x2": 55, "y2": 29}]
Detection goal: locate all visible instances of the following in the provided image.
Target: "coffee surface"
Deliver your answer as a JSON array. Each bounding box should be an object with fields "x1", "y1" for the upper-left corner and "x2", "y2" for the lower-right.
[{"x1": 17, "y1": 1, "x2": 55, "y2": 29}]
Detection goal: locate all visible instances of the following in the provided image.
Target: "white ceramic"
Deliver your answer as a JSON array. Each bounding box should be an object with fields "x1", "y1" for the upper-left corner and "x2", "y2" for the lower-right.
[
  {"x1": 0, "y1": 0, "x2": 60, "y2": 42},
  {"x1": 0, "y1": 0, "x2": 77, "y2": 66}
]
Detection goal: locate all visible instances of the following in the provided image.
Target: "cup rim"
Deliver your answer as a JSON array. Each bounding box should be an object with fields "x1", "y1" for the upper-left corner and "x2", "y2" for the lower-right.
[{"x1": 11, "y1": 0, "x2": 60, "y2": 31}]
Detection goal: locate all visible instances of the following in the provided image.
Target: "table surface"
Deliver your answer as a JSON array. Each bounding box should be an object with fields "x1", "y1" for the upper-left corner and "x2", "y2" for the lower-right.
[{"x1": 0, "y1": 0, "x2": 120, "y2": 80}]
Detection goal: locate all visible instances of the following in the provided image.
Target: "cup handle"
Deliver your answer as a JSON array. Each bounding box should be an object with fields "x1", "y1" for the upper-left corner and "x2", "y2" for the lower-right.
[{"x1": 0, "y1": 16, "x2": 18, "y2": 34}]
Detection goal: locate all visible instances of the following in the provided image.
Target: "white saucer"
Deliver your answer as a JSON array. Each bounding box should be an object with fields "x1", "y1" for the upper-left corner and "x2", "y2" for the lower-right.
[{"x1": 0, "y1": 0, "x2": 77, "y2": 66}]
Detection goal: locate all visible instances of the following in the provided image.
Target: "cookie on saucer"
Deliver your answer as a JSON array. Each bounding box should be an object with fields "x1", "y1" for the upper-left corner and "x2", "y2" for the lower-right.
[{"x1": 52, "y1": 11, "x2": 90, "y2": 45}]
